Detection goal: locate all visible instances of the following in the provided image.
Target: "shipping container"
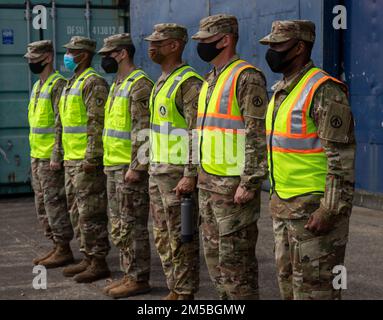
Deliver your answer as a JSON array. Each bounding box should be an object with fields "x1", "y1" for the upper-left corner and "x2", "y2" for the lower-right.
[
  {"x1": 0, "y1": 0, "x2": 129, "y2": 194},
  {"x1": 344, "y1": 0, "x2": 383, "y2": 209}
]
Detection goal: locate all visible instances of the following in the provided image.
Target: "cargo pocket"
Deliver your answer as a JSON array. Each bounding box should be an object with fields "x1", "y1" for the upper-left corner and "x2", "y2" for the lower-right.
[
  {"x1": 298, "y1": 236, "x2": 331, "y2": 284},
  {"x1": 218, "y1": 204, "x2": 257, "y2": 237}
]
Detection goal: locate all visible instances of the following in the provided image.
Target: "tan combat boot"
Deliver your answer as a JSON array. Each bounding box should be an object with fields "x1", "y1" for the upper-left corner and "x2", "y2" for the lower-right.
[
  {"x1": 73, "y1": 257, "x2": 111, "y2": 283},
  {"x1": 108, "y1": 278, "x2": 151, "y2": 299},
  {"x1": 103, "y1": 277, "x2": 126, "y2": 295},
  {"x1": 163, "y1": 291, "x2": 194, "y2": 300},
  {"x1": 32, "y1": 244, "x2": 57, "y2": 265},
  {"x1": 162, "y1": 291, "x2": 179, "y2": 300},
  {"x1": 177, "y1": 294, "x2": 194, "y2": 300},
  {"x1": 39, "y1": 243, "x2": 74, "y2": 269},
  {"x1": 62, "y1": 257, "x2": 90, "y2": 277}
]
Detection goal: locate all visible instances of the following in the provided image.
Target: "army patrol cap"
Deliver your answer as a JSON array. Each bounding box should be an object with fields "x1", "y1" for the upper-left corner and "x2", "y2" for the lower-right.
[
  {"x1": 144, "y1": 23, "x2": 188, "y2": 43},
  {"x1": 259, "y1": 20, "x2": 316, "y2": 45},
  {"x1": 24, "y1": 40, "x2": 53, "y2": 59},
  {"x1": 192, "y1": 14, "x2": 238, "y2": 40},
  {"x1": 63, "y1": 36, "x2": 97, "y2": 52},
  {"x1": 98, "y1": 33, "x2": 133, "y2": 54}
]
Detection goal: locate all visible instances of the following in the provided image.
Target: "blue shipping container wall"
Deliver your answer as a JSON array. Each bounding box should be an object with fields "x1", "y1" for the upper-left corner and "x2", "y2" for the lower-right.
[
  {"x1": 0, "y1": 0, "x2": 129, "y2": 194},
  {"x1": 344, "y1": 0, "x2": 383, "y2": 195},
  {"x1": 131, "y1": 0, "x2": 327, "y2": 83},
  {"x1": 131, "y1": 0, "x2": 383, "y2": 198}
]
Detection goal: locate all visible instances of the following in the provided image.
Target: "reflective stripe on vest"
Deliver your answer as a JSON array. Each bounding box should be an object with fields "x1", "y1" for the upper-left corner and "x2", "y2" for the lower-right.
[
  {"x1": 59, "y1": 68, "x2": 99, "y2": 160},
  {"x1": 103, "y1": 128, "x2": 131, "y2": 140},
  {"x1": 103, "y1": 69, "x2": 153, "y2": 166},
  {"x1": 266, "y1": 67, "x2": 346, "y2": 199},
  {"x1": 150, "y1": 122, "x2": 189, "y2": 136},
  {"x1": 31, "y1": 127, "x2": 56, "y2": 134},
  {"x1": 149, "y1": 65, "x2": 203, "y2": 165},
  {"x1": 28, "y1": 72, "x2": 65, "y2": 159},
  {"x1": 63, "y1": 126, "x2": 87, "y2": 133},
  {"x1": 197, "y1": 59, "x2": 257, "y2": 176}
]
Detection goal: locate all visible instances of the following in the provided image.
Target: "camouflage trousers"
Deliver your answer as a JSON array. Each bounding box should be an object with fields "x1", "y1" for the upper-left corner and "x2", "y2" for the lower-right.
[
  {"x1": 105, "y1": 168, "x2": 150, "y2": 281},
  {"x1": 270, "y1": 194, "x2": 350, "y2": 300},
  {"x1": 65, "y1": 164, "x2": 110, "y2": 258},
  {"x1": 199, "y1": 187, "x2": 260, "y2": 300},
  {"x1": 31, "y1": 158, "x2": 73, "y2": 244},
  {"x1": 149, "y1": 173, "x2": 200, "y2": 295}
]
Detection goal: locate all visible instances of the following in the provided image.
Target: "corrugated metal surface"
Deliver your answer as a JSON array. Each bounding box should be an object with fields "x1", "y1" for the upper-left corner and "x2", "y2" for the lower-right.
[
  {"x1": 345, "y1": 0, "x2": 383, "y2": 195},
  {"x1": 131, "y1": 0, "x2": 332, "y2": 86},
  {"x1": 0, "y1": 0, "x2": 129, "y2": 194}
]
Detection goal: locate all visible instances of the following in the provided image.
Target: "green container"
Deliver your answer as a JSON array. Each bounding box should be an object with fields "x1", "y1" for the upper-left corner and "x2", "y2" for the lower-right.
[{"x1": 0, "y1": 0, "x2": 129, "y2": 194}]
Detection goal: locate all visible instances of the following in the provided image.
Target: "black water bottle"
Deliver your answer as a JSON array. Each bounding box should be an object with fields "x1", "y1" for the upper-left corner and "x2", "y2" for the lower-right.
[{"x1": 181, "y1": 194, "x2": 194, "y2": 243}]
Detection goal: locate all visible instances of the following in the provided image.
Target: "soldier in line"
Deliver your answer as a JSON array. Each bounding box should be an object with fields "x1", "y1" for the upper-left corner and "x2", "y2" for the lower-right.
[
  {"x1": 260, "y1": 20, "x2": 355, "y2": 300},
  {"x1": 98, "y1": 33, "x2": 153, "y2": 298},
  {"x1": 145, "y1": 24, "x2": 203, "y2": 300},
  {"x1": 192, "y1": 14, "x2": 268, "y2": 299},
  {"x1": 25, "y1": 40, "x2": 74, "y2": 268},
  {"x1": 58, "y1": 36, "x2": 111, "y2": 283}
]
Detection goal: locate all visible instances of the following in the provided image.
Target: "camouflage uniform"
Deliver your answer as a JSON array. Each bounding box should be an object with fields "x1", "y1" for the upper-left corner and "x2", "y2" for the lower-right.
[
  {"x1": 145, "y1": 24, "x2": 201, "y2": 296},
  {"x1": 25, "y1": 41, "x2": 73, "y2": 246},
  {"x1": 260, "y1": 20, "x2": 355, "y2": 300},
  {"x1": 192, "y1": 15, "x2": 268, "y2": 300},
  {"x1": 59, "y1": 37, "x2": 110, "y2": 259},
  {"x1": 99, "y1": 34, "x2": 152, "y2": 281}
]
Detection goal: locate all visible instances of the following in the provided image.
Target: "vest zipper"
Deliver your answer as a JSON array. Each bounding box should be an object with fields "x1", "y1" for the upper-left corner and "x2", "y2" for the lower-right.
[
  {"x1": 269, "y1": 102, "x2": 279, "y2": 196},
  {"x1": 199, "y1": 90, "x2": 211, "y2": 168},
  {"x1": 199, "y1": 59, "x2": 241, "y2": 174}
]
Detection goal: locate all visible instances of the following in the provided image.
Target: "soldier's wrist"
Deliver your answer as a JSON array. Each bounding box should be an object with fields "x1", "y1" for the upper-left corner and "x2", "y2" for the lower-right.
[{"x1": 184, "y1": 167, "x2": 198, "y2": 177}]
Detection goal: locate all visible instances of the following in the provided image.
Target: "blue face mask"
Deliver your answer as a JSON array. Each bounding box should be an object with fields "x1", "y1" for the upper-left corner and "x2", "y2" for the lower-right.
[{"x1": 63, "y1": 54, "x2": 79, "y2": 72}]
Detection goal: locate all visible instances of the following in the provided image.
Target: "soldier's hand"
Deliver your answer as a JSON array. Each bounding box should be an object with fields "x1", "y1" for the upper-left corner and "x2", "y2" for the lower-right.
[
  {"x1": 305, "y1": 207, "x2": 336, "y2": 235},
  {"x1": 234, "y1": 186, "x2": 255, "y2": 204},
  {"x1": 82, "y1": 161, "x2": 97, "y2": 174},
  {"x1": 125, "y1": 169, "x2": 141, "y2": 184},
  {"x1": 50, "y1": 161, "x2": 62, "y2": 171},
  {"x1": 173, "y1": 177, "x2": 196, "y2": 198}
]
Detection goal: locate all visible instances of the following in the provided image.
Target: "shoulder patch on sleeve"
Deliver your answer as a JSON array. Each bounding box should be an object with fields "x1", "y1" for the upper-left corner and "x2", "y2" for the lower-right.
[{"x1": 318, "y1": 101, "x2": 352, "y2": 143}]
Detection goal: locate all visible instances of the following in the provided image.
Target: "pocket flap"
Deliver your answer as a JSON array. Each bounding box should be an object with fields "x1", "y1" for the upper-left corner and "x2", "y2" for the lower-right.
[{"x1": 218, "y1": 205, "x2": 257, "y2": 236}]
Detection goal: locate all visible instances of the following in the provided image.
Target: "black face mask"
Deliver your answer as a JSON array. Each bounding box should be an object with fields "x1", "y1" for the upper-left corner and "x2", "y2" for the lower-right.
[
  {"x1": 265, "y1": 42, "x2": 298, "y2": 73},
  {"x1": 197, "y1": 37, "x2": 225, "y2": 62},
  {"x1": 101, "y1": 56, "x2": 118, "y2": 73},
  {"x1": 29, "y1": 61, "x2": 46, "y2": 74}
]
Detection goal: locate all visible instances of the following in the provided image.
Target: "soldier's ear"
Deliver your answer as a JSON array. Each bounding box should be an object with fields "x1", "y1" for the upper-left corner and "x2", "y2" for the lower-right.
[
  {"x1": 46, "y1": 53, "x2": 53, "y2": 64},
  {"x1": 171, "y1": 40, "x2": 178, "y2": 51},
  {"x1": 296, "y1": 41, "x2": 306, "y2": 56},
  {"x1": 217, "y1": 34, "x2": 230, "y2": 49},
  {"x1": 120, "y1": 48, "x2": 128, "y2": 60}
]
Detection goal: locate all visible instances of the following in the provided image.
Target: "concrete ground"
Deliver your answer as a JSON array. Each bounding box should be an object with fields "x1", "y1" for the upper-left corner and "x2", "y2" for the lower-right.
[{"x1": 0, "y1": 192, "x2": 382, "y2": 300}]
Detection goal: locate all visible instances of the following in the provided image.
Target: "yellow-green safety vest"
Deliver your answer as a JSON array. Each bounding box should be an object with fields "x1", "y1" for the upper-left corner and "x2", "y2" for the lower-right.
[
  {"x1": 59, "y1": 67, "x2": 99, "y2": 161},
  {"x1": 103, "y1": 69, "x2": 153, "y2": 166},
  {"x1": 266, "y1": 67, "x2": 346, "y2": 199},
  {"x1": 197, "y1": 59, "x2": 258, "y2": 176},
  {"x1": 28, "y1": 71, "x2": 66, "y2": 159},
  {"x1": 149, "y1": 65, "x2": 203, "y2": 165}
]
